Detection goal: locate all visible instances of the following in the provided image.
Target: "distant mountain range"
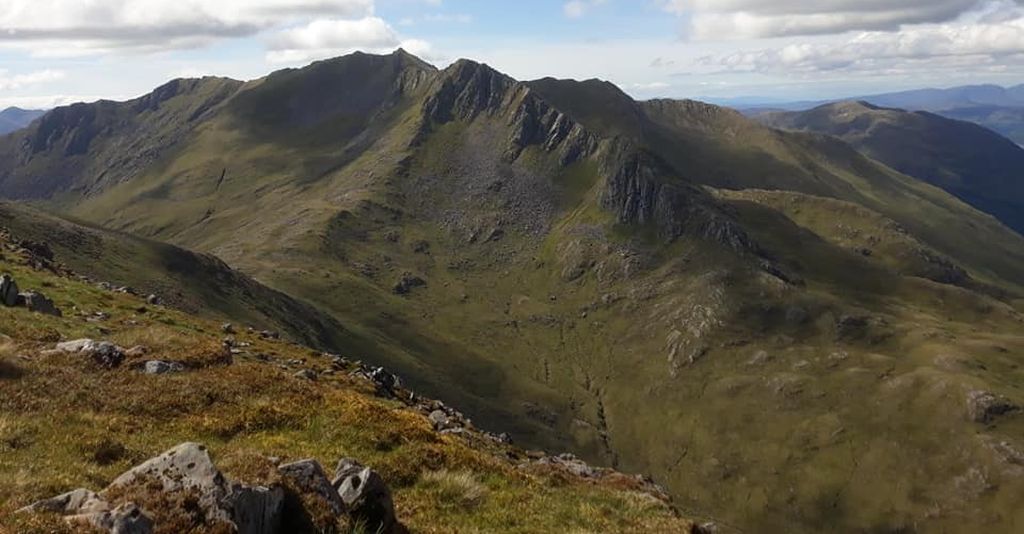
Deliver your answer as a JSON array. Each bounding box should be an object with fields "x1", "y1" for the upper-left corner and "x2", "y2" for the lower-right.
[
  {"x1": 739, "y1": 83, "x2": 1024, "y2": 145},
  {"x1": 0, "y1": 106, "x2": 45, "y2": 135},
  {"x1": 758, "y1": 100, "x2": 1024, "y2": 234}
]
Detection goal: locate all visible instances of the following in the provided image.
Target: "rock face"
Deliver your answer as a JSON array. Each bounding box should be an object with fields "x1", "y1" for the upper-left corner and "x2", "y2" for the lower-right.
[
  {"x1": 0, "y1": 274, "x2": 18, "y2": 306},
  {"x1": 19, "y1": 290, "x2": 62, "y2": 316},
  {"x1": 332, "y1": 459, "x2": 398, "y2": 534}
]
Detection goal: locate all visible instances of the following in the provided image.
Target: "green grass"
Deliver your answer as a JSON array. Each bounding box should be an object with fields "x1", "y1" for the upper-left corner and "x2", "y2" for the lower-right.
[{"x1": 0, "y1": 234, "x2": 697, "y2": 534}]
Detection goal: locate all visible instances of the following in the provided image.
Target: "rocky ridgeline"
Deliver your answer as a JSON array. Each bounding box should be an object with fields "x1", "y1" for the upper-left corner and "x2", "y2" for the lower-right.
[{"x1": 18, "y1": 442, "x2": 402, "y2": 534}]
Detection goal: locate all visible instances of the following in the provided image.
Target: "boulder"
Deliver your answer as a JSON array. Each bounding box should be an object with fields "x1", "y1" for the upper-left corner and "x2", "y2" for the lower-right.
[
  {"x1": 91, "y1": 342, "x2": 126, "y2": 369},
  {"x1": 293, "y1": 369, "x2": 317, "y2": 381},
  {"x1": 56, "y1": 338, "x2": 96, "y2": 353},
  {"x1": 143, "y1": 361, "x2": 185, "y2": 375},
  {"x1": 229, "y1": 484, "x2": 285, "y2": 534},
  {"x1": 0, "y1": 274, "x2": 19, "y2": 307},
  {"x1": 145, "y1": 294, "x2": 161, "y2": 305},
  {"x1": 393, "y1": 273, "x2": 426, "y2": 295},
  {"x1": 68, "y1": 503, "x2": 153, "y2": 534},
  {"x1": 17, "y1": 488, "x2": 110, "y2": 515},
  {"x1": 20, "y1": 291, "x2": 62, "y2": 317},
  {"x1": 55, "y1": 339, "x2": 125, "y2": 368},
  {"x1": 967, "y1": 390, "x2": 1020, "y2": 423},
  {"x1": 428, "y1": 410, "x2": 450, "y2": 431},
  {"x1": 332, "y1": 459, "x2": 398, "y2": 533},
  {"x1": 278, "y1": 459, "x2": 345, "y2": 516},
  {"x1": 125, "y1": 346, "x2": 149, "y2": 358},
  {"x1": 108, "y1": 442, "x2": 232, "y2": 524}
]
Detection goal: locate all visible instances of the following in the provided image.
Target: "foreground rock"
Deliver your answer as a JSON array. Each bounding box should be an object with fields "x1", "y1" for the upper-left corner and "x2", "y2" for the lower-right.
[
  {"x1": 967, "y1": 390, "x2": 1020, "y2": 423},
  {"x1": 332, "y1": 459, "x2": 400, "y2": 534},
  {"x1": 55, "y1": 339, "x2": 126, "y2": 369},
  {"x1": 19, "y1": 442, "x2": 404, "y2": 533},
  {"x1": 19, "y1": 290, "x2": 62, "y2": 316},
  {"x1": 0, "y1": 273, "x2": 19, "y2": 306}
]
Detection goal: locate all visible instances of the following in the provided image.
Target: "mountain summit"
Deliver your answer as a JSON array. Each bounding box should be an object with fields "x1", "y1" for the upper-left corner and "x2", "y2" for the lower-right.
[{"x1": 2, "y1": 51, "x2": 1024, "y2": 533}]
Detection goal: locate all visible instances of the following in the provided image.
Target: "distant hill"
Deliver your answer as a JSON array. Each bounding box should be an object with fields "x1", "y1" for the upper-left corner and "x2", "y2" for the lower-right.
[
  {"x1": 740, "y1": 83, "x2": 1024, "y2": 145},
  {"x1": 0, "y1": 106, "x2": 45, "y2": 135},
  {"x1": 759, "y1": 101, "x2": 1024, "y2": 234}
]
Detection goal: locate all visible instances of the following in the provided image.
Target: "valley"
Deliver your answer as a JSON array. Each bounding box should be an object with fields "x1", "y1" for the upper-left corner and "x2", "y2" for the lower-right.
[{"x1": 2, "y1": 51, "x2": 1024, "y2": 533}]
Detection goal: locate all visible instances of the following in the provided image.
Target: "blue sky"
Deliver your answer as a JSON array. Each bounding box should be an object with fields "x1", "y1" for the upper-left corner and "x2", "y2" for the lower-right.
[{"x1": 1, "y1": 0, "x2": 1023, "y2": 109}]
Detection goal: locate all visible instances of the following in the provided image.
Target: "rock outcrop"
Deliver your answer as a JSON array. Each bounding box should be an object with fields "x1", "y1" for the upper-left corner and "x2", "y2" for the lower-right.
[{"x1": 19, "y1": 442, "x2": 403, "y2": 534}]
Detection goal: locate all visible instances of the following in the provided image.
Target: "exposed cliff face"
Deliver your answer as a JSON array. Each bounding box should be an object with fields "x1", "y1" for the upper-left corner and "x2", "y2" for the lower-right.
[{"x1": 600, "y1": 146, "x2": 756, "y2": 251}]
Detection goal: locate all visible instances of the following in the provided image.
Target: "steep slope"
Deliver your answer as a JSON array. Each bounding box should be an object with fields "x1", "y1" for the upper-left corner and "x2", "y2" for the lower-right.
[
  {"x1": 0, "y1": 228, "x2": 700, "y2": 533},
  {"x1": 759, "y1": 101, "x2": 1024, "y2": 234},
  {"x1": 0, "y1": 201, "x2": 348, "y2": 349},
  {"x1": 0, "y1": 77, "x2": 242, "y2": 199},
  {"x1": 942, "y1": 105, "x2": 1024, "y2": 146},
  {"x1": 2, "y1": 52, "x2": 1024, "y2": 533},
  {"x1": 0, "y1": 107, "x2": 44, "y2": 135}
]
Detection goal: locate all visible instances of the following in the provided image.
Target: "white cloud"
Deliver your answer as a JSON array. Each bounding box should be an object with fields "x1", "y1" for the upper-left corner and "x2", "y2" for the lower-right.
[
  {"x1": 698, "y1": 3, "x2": 1024, "y2": 75},
  {"x1": 265, "y1": 17, "x2": 439, "y2": 64},
  {"x1": 661, "y1": 0, "x2": 1002, "y2": 38},
  {"x1": 564, "y1": 0, "x2": 607, "y2": 19},
  {"x1": 0, "y1": 93, "x2": 117, "y2": 110},
  {"x1": 0, "y1": 69, "x2": 65, "y2": 90},
  {"x1": 0, "y1": 0, "x2": 376, "y2": 55}
]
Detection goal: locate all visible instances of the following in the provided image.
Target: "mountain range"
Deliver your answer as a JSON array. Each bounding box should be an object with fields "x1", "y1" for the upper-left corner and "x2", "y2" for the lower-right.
[
  {"x1": 758, "y1": 101, "x2": 1024, "y2": 234},
  {"x1": 740, "y1": 83, "x2": 1024, "y2": 145},
  {"x1": 2, "y1": 50, "x2": 1024, "y2": 533},
  {"x1": 0, "y1": 106, "x2": 45, "y2": 135}
]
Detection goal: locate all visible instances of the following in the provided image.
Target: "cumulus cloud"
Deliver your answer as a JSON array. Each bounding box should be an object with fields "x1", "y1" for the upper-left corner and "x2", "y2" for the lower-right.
[
  {"x1": 0, "y1": 0, "x2": 376, "y2": 55},
  {"x1": 0, "y1": 69, "x2": 65, "y2": 90},
  {"x1": 697, "y1": 3, "x2": 1024, "y2": 75},
  {"x1": 661, "y1": 0, "x2": 1003, "y2": 38},
  {"x1": 266, "y1": 18, "x2": 438, "y2": 64}
]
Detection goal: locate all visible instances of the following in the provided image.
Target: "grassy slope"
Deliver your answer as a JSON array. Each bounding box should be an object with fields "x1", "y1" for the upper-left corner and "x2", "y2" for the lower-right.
[
  {"x1": 0, "y1": 230, "x2": 698, "y2": 534},
  {"x1": 3, "y1": 53, "x2": 1024, "y2": 532},
  {"x1": 758, "y1": 101, "x2": 1024, "y2": 234},
  {"x1": 0, "y1": 201, "x2": 349, "y2": 350}
]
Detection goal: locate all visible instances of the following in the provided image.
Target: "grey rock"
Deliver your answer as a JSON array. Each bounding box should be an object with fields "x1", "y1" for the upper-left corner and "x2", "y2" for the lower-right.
[
  {"x1": 428, "y1": 410, "x2": 450, "y2": 430},
  {"x1": 278, "y1": 459, "x2": 345, "y2": 516},
  {"x1": 56, "y1": 338, "x2": 96, "y2": 353},
  {"x1": 108, "y1": 442, "x2": 232, "y2": 524},
  {"x1": 229, "y1": 484, "x2": 284, "y2": 534},
  {"x1": 145, "y1": 294, "x2": 160, "y2": 305},
  {"x1": 393, "y1": 273, "x2": 426, "y2": 295},
  {"x1": 332, "y1": 459, "x2": 398, "y2": 534},
  {"x1": 0, "y1": 274, "x2": 19, "y2": 307},
  {"x1": 91, "y1": 342, "x2": 126, "y2": 369},
  {"x1": 19, "y1": 291, "x2": 61, "y2": 316},
  {"x1": 125, "y1": 346, "x2": 148, "y2": 358},
  {"x1": 17, "y1": 488, "x2": 109, "y2": 515},
  {"x1": 70, "y1": 503, "x2": 153, "y2": 534},
  {"x1": 221, "y1": 322, "x2": 235, "y2": 334},
  {"x1": 56, "y1": 339, "x2": 125, "y2": 368},
  {"x1": 293, "y1": 369, "x2": 317, "y2": 380},
  {"x1": 967, "y1": 390, "x2": 1020, "y2": 423},
  {"x1": 143, "y1": 360, "x2": 185, "y2": 375}
]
